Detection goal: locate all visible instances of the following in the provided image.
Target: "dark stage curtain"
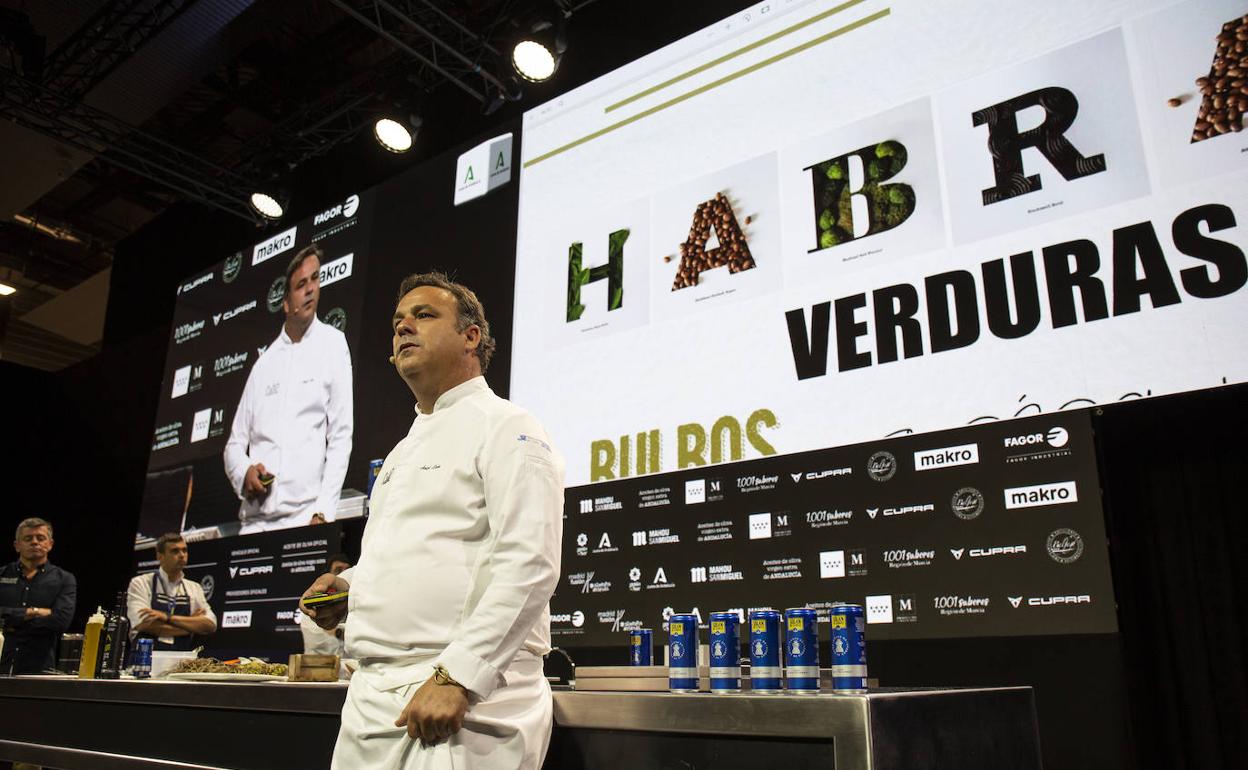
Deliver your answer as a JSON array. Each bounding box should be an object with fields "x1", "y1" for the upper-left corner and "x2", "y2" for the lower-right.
[{"x1": 1096, "y1": 383, "x2": 1248, "y2": 770}]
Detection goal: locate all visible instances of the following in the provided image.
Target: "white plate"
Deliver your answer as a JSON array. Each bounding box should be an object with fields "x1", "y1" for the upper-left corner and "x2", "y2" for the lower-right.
[{"x1": 164, "y1": 672, "x2": 287, "y2": 682}]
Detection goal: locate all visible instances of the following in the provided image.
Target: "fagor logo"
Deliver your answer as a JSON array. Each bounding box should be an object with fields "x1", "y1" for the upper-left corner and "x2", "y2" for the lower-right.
[
  {"x1": 314, "y1": 194, "x2": 360, "y2": 226},
  {"x1": 252, "y1": 226, "x2": 298, "y2": 266},
  {"x1": 1004, "y1": 427, "x2": 1070, "y2": 448},
  {"x1": 1004, "y1": 481, "x2": 1078, "y2": 509},
  {"x1": 914, "y1": 443, "x2": 979, "y2": 471}
]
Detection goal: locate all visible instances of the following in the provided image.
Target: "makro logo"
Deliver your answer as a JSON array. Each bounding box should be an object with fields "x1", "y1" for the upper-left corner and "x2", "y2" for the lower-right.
[
  {"x1": 1046, "y1": 528, "x2": 1084, "y2": 564},
  {"x1": 914, "y1": 443, "x2": 979, "y2": 471},
  {"x1": 178, "y1": 271, "x2": 214, "y2": 295},
  {"x1": 314, "y1": 194, "x2": 360, "y2": 226},
  {"x1": 867, "y1": 450, "x2": 897, "y2": 481},
  {"x1": 1005, "y1": 481, "x2": 1078, "y2": 509},
  {"x1": 174, "y1": 319, "x2": 205, "y2": 344},
  {"x1": 318, "y1": 253, "x2": 354, "y2": 288},
  {"x1": 216, "y1": 299, "x2": 258, "y2": 325},
  {"x1": 252, "y1": 225, "x2": 298, "y2": 265},
  {"x1": 222, "y1": 610, "x2": 252, "y2": 628}
]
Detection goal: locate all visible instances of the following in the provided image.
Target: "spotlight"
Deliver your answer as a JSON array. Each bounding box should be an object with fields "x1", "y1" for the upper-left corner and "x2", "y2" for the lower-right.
[
  {"x1": 512, "y1": 12, "x2": 567, "y2": 83},
  {"x1": 374, "y1": 113, "x2": 421, "y2": 154},
  {"x1": 248, "y1": 189, "x2": 286, "y2": 220},
  {"x1": 0, "y1": 283, "x2": 15, "y2": 296},
  {"x1": 512, "y1": 39, "x2": 557, "y2": 82}
]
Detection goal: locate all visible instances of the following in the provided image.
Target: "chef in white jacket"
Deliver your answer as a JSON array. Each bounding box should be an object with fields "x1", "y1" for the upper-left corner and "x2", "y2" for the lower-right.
[
  {"x1": 301, "y1": 271, "x2": 563, "y2": 770},
  {"x1": 224, "y1": 244, "x2": 354, "y2": 533}
]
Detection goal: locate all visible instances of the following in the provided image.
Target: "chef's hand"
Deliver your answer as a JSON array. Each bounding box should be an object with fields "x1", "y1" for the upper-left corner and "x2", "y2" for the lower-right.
[
  {"x1": 395, "y1": 678, "x2": 469, "y2": 743},
  {"x1": 243, "y1": 463, "x2": 272, "y2": 500},
  {"x1": 309, "y1": 512, "x2": 327, "y2": 525},
  {"x1": 299, "y1": 573, "x2": 349, "y2": 630},
  {"x1": 137, "y1": 607, "x2": 169, "y2": 623},
  {"x1": 24, "y1": 607, "x2": 52, "y2": 619}
]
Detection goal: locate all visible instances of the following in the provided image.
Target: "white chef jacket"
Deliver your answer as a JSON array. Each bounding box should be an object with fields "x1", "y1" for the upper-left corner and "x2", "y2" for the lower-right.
[
  {"x1": 298, "y1": 611, "x2": 346, "y2": 657},
  {"x1": 337, "y1": 376, "x2": 564, "y2": 697},
  {"x1": 125, "y1": 568, "x2": 217, "y2": 642},
  {"x1": 224, "y1": 315, "x2": 353, "y2": 533}
]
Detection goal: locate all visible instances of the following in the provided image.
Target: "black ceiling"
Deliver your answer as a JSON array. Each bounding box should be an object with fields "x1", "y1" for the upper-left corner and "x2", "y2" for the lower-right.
[{"x1": 0, "y1": 0, "x2": 752, "y2": 369}]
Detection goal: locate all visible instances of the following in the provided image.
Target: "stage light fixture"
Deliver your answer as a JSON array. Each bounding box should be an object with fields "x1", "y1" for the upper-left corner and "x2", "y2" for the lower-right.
[
  {"x1": 512, "y1": 11, "x2": 567, "y2": 83},
  {"x1": 374, "y1": 112, "x2": 422, "y2": 154},
  {"x1": 0, "y1": 283, "x2": 16, "y2": 296},
  {"x1": 249, "y1": 190, "x2": 285, "y2": 220}
]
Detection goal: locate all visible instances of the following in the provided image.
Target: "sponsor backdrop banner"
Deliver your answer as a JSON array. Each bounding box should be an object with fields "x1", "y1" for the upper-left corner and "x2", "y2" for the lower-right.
[
  {"x1": 550, "y1": 411, "x2": 1114, "y2": 645},
  {"x1": 138, "y1": 190, "x2": 374, "y2": 539},
  {"x1": 511, "y1": 0, "x2": 1248, "y2": 487},
  {"x1": 132, "y1": 523, "x2": 340, "y2": 651}
]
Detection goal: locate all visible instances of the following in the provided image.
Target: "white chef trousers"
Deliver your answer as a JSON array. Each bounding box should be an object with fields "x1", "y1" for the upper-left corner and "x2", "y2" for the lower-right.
[{"x1": 331, "y1": 652, "x2": 551, "y2": 770}]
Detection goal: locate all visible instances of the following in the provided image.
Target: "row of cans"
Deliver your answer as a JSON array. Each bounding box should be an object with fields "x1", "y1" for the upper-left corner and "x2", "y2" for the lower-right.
[{"x1": 630, "y1": 604, "x2": 867, "y2": 694}]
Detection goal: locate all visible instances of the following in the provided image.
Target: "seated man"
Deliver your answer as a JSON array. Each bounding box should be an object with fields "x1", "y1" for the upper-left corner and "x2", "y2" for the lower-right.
[
  {"x1": 298, "y1": 553, "x2": 352, "y2": 657},
  {"x1": 0, "y1": 518, "x2": 77, "y2": 674},
  {"x1": 126, "y1": 533, "x2": 217, "y2": 649}
]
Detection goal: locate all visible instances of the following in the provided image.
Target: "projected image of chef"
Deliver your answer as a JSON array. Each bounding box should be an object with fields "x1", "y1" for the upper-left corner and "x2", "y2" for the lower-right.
[{"x1": 224, "y1": 244, "x2": 353, "y2": 533}]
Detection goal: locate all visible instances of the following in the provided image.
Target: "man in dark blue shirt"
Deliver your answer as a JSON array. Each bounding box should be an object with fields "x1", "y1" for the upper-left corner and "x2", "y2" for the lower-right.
[{"x1": 0, "y1": 518, "x2": 77, "y2": 674}]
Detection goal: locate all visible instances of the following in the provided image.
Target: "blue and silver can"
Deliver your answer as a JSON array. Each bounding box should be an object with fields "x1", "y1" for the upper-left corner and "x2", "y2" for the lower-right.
[
  {"x1": 830, "y1": 603, "x2": 867, "y2": 693},
  {"x1": 668, "y1": 614, "x2": 699, "y2": 692},
  {"x1": 709, "y1": 612, "x2": 741, "y2": 693},
  {"x1": 131, "y1": 637, "x2": 153, "y2": 679},
  {"x1": 748, "y1": 609, "x2": 782, "y2": 693},
  {"x1": 784, "y1": 607, "x2": 820, "y2": 693},
  {"x1": 367, "y1": 458, "x2": 385, "y2": 496},
  {"x1": 629, "y1": 628, "x2": 653, "y2": 666}
]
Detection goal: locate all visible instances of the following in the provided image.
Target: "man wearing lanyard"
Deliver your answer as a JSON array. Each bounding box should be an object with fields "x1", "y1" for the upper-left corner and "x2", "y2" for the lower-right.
[
  {"x1": 126, "y1": 533, "x2": 217, "y2": 649},
  {"x1": 301, "y1": 272, "x2": 564, "y2": 770},
  {"x1": 223, "y1": 243, "x2": 354, "y2": 534},
  {"x1": 0, "y1": 518, "x2": 77, "y2": 674}
]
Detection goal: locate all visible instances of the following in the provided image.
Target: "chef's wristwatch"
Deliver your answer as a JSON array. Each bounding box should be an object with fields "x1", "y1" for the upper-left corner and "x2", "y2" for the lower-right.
[{"x1": 432, "y1": 664, "x2": 463, "y2": 688}]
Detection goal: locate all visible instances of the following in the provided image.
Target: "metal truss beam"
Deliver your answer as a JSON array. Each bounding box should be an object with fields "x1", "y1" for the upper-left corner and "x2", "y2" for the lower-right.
[
  {"x1": 326, "y1": 0, "x2": 512, "y2": 105},
  {"x1": 41, "y1": 0, "x2": 203, "y2": 100},
  {"x1": 0, "y1": 66, "x2": 260, "y2": 223}
]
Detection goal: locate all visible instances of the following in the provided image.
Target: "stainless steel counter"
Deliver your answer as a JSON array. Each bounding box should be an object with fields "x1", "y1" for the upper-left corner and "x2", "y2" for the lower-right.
[{"x1": 0, "y1": 675, "x2": 1041, "y2": 769}]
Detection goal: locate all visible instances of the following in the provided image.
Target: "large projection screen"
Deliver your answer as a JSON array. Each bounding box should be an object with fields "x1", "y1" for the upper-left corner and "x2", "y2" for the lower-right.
[{"x1": 512, "y1": 0, "x2": 1248, "y2": 487}]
